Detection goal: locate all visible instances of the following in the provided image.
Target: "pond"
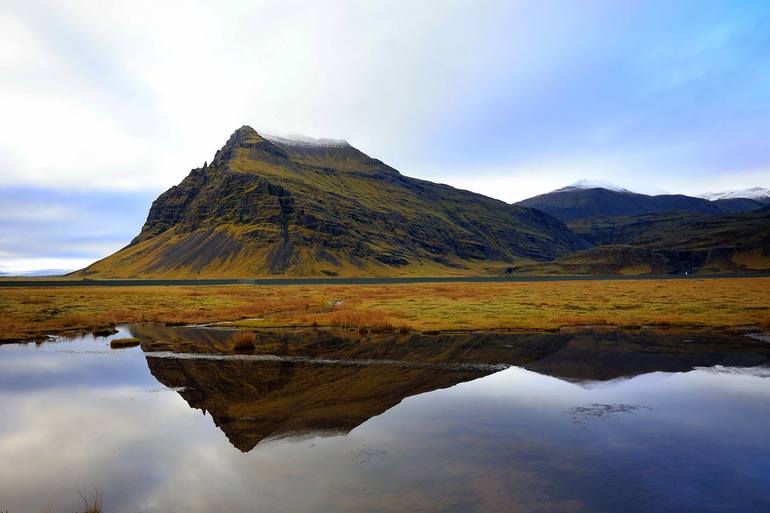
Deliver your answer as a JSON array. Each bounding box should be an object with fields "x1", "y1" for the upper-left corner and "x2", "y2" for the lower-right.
[{"x1": 0, "y1": 325, "x2": 769, "y2": 513}]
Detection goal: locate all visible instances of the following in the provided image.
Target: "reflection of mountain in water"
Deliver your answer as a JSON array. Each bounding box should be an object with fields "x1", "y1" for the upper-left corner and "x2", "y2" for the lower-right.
[
  {"x1": 146, "y1": 357, "x2": 489, "y2": 452},
  {"x1": 134, "y1": 325, "x2": 770, "y2": 451}
]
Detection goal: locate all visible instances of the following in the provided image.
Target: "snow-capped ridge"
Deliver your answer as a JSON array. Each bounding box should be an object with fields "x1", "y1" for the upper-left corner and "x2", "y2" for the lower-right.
[
  {"x1": 700, "y1": 187, "x2": 770, "y2": 202},
  {"x1": 554, "y1": 179, "x2": 631, "y2": 194},
  {"x1": 264, "y1": 133, "x2": 350, "y2": 148}
]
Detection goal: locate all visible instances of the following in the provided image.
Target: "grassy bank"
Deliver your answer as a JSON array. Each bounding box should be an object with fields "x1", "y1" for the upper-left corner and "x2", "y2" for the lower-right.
[{"x1": 0, "y1": 278, "x2": 769, "y2": 342}]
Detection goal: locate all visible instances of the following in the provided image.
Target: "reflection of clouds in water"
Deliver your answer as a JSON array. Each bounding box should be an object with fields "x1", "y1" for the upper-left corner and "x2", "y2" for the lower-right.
[
  {"x1": 1, "y1": 332, "x2": 770, "y2": 513},
  {"x1": 0, "y1": 351, "x2": 153, "y2": 392},
  {"x1": 0, "y1": 386, "x2": 194, "y2": 512}
]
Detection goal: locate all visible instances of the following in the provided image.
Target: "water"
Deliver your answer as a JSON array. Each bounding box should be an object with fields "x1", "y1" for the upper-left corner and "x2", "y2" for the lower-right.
[{"x1": 1, "y1": 326, "x2": 769, "y2": 513}]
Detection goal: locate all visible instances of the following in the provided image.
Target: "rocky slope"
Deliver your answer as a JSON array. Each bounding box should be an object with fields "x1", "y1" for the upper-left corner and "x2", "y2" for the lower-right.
[{"x1": 76, "y1": 126, "x2": 588, "y2": 278}]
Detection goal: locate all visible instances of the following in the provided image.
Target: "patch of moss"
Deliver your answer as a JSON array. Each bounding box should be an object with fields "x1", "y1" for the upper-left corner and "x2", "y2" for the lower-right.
[{"x1": 110, "y1": 337, "x2": 141, "y2": 349}]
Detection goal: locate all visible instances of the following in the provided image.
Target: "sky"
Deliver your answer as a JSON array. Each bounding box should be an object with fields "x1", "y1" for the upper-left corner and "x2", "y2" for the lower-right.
[{"x1": 1, "y1": 0, "x2": 770, "y2": 274}]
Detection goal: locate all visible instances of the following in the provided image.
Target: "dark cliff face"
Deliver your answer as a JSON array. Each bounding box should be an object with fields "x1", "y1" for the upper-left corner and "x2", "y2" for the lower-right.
[{"x1": 79, "y1": 125, "x2": 589, "y2": 278}]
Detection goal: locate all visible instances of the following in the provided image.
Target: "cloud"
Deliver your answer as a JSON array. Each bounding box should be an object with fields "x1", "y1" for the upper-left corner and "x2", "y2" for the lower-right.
[
  {"x1": 0, "y1": 187, "x2": 154, "y2": 273},
  {"x1": 2, "y1": 0, "x2": 769, "y2": 192},
  {"x1": 1, "y1": 0, "x2": 770, "y2": 271},
  {"x1": 0, "y1": 0, "x2": 528, "y2": 190}
]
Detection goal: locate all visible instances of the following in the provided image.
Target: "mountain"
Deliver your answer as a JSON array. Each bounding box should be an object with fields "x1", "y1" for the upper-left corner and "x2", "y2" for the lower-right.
[
  {"x1": 701, "y1": 187, "x2": 770, "y2": 204},
  {"x1": 554, "y1": 179, "x2": 631, "y2": 193},
  {"x1": 510, "y1": 206, "x2": 770, "y2": 274},
  {"x1": 75, "y1": 126, "x2": 587, "y2": 278},
  {"x1": 517, "y1": 184, "x2": 766, "y2": 223}
]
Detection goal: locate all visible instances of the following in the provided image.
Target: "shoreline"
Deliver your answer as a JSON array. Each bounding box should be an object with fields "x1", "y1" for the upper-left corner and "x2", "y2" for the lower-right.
[
  {"x1": 2, "y1": 271, "x2": 770, "y2": 288},
  {"x1": 4, "y1": 320, "x2": 768, "y2": 348}
]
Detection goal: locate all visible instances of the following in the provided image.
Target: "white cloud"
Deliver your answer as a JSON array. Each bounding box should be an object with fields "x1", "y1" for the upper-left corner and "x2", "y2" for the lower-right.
[
  {"x1": 2, "y1": 0, "x2": 766, "y2": 196},
  {"x1": 661, "y1": 167, "x2": 770, "y2": 198},
  {"x1": 0, "y1": 0, "x2": 526, "y2": 191},
  {"x1": 419, "y1": 160, "x2": 770, "y2": 203},
  {"x1": 0, "y1": 202, "x2": 73, "y2": 221},
  {"x1": 417, "y1": 154, "x2": 670, "y2": 203},
  {"x1": 0, "y1": 256, "x2": 94, "y2": 275}
]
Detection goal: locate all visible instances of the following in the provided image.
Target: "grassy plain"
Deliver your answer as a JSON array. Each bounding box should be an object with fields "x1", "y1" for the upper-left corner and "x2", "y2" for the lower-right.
[{"x1": 0, "y1": 278, "x2": 769, "y2": 342}]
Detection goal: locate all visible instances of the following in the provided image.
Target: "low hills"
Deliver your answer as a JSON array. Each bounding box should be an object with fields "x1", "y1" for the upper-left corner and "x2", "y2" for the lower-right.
[
  {"x1": 503, "y1": 183, "x2": 770, "y2": 275},
  {"x1": 516, "y1": 182, "x2": 766, "y2": 223},
  {"x1": 508, "y1": 200, "x2": 770, "y2": 275},
  {"x1": 77, "y1": 126, "x2": 587, "y2": 278}
]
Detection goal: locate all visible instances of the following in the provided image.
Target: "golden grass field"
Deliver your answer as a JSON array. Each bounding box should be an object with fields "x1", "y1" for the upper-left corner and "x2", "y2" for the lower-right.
[{"x1": 1, "y1": 278, "x2": 769, "y2": 342}]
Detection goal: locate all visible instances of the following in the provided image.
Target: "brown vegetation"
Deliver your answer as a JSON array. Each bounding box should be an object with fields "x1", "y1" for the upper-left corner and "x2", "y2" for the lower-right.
[
  {"x1": 326, "y1": 310, "x2": 410, "y2": 333},
  {"x1": 231, "y1": 330, "x2": 257, "y2": 351},
  {"x1": 78, "y1": 490, "x2": 103, "y2": 513},
  {"x1": 0, "y1": 278, "x2": 769, "y2": 343},
  {"x1": 109, "y1": 337, "x2": 141, "y2": 349}
]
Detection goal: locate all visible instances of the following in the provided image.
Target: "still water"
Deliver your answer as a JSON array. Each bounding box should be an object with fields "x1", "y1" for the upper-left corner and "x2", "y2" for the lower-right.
[{"x1": 0, "y1": 325, "x2": 769, "y2": 513}]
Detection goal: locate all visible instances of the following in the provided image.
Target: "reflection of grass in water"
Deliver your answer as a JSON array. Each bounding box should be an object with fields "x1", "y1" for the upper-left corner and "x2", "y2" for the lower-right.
[
  {"x1": 231, "y1": 330, "x2": 257, "y2": 351},
  {"x1": 77, "y1": 490, "x2": 103, "y2": 513},
  {"x1": 1, "y1": 278, "x2": 769, "y2": 342},
  {"x1": 109, "y1": 337, "x2": 140, "y2": 349},
  {"x1": 1, "y1": 490, "x2": 106, "y2": 513}
]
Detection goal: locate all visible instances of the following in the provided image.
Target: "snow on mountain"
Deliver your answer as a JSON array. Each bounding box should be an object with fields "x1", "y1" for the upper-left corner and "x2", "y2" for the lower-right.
[
  {"x1": 554, "y1": 179, "x2": 631, "y2": 193},
  {"x1": 264, "y1": 133, "x2": 350, "y2": 148},
  {"x1": 700, "y1": 187, "x2": 770, "y2": 202}
]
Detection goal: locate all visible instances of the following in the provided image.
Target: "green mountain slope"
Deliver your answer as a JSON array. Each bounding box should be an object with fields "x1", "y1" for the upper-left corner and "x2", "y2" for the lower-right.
[
  {"x1": 569, "y1": 207, "x2": 770, "y2": 250},
  {"x1": 506, "y1": 207, "x2": 770, "y2": 275},
  {"x1": 76, "y1": 126, "x2": 588, "y2": 278}
]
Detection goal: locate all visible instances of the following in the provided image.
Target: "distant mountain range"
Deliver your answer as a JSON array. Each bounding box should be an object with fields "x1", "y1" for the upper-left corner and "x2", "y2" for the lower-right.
[
  {"x1": 73, "y1": 128, "x2": 770, "y2": 278},
  {"x1": 512, "y1": 183, "x2": 770, "y2": 274},
  {"x1": 516, "y1": 182, "x2": 768, "y2": 223}
]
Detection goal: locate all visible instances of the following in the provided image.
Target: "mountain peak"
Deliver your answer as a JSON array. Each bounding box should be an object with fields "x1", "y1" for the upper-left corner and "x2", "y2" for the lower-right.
[
  {"x1": 554, "y1": 179, "x2": 630, "y2": 193},
  {"x1": 234, "y1": 124, "x2": 258, "y2": 135},
  {"x1": 211, "y1": 125, "x2": 285, "y2": 166},
  {"x1": 226, "y1": 125, "x2": 267, "y2": 145}
]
